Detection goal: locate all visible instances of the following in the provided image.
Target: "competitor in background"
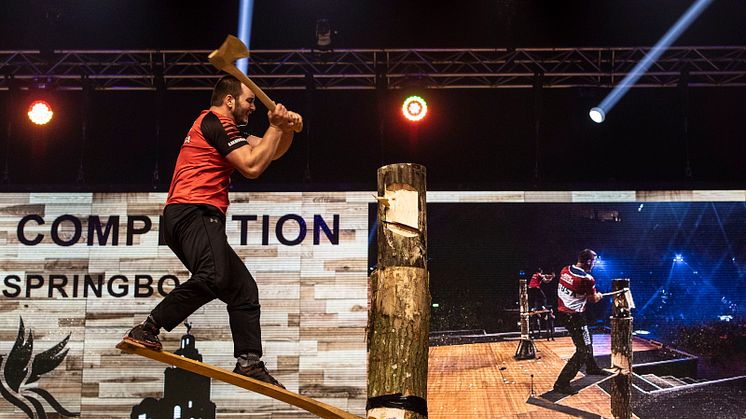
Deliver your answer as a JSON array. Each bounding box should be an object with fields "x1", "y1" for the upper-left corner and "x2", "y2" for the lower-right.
[
  {"x1": 528, "y1": 268, "x2": 554, "y2": 311},
  {"x1": 528, "y1": 269, "x2": 556, "y2": 340}
]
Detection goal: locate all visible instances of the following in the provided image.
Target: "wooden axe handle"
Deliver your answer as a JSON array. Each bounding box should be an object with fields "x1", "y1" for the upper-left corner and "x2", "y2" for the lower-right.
[
  {"x1": 601, "y1": 288, "x2": 628, "y2": 297},
  {"x1": 208, "y1": 34, "x2": 303, "y2": 133},
  {"x1": 221, "y1": 65, "x2": 276, "y2": 111},
  {"x1": 225, "y1": 65, "x2": 303, "y2": 133}
]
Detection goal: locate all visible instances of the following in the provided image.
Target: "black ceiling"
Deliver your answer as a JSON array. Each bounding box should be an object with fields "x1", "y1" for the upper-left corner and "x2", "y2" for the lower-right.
[{"x1": 1, "y1": 1, "x2": 745, "y2": 190}]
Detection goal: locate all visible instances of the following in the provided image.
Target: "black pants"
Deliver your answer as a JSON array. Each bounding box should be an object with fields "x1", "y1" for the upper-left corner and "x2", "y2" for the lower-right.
[
  {"x1": 151, "y1": 204, "x2": 262, "y2": 358},
  {"x1": 554, "y1": 311, "x2": 601, "y2": 386},
  {"x1": 528, "y1": 287, "x2": 546, "y2": 310}
]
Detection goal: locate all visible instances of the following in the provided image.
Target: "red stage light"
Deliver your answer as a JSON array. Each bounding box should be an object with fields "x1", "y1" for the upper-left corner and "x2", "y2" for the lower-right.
[{"x1": 28, "y1": 100, "x2": 54, "y2": 125}]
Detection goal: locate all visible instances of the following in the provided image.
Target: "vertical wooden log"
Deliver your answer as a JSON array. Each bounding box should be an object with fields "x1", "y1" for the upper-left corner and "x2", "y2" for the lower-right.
[
  {"x1": 519, "y1": 279, "x2": 529, "y2": 338},
  {"x1": 515, "y1": 278, "x2": 536, "y2": 359},
  {"x1": 367, "y1": 163, "x2": 429, "y2": 419},
  {"x1": 610, "y1": 278, "x2": 633, "y2": 419}
]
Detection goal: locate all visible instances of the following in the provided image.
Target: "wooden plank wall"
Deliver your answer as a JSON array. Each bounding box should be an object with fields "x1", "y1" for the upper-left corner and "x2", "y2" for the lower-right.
[{"x1": 0, "y1": 192, "x2": 370, "y2": 418}]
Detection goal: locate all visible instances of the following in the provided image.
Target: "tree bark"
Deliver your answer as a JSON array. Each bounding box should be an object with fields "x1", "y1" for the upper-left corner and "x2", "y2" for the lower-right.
[
  {"x1": 368, "y1": 163, "x2": 429, "y2": 419},
  {"x1": 515, "y1": 278, "x2": 536, "y2": 359},
  {"x1": 610, "y1": 278, "x2": 633, "y2": 419}
]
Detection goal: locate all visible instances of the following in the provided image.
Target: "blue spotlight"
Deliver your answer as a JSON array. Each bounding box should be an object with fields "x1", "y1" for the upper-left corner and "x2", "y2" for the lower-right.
[
  {"x1": 674, "y1": 254, "x2": 684, "y2": 263},
  {"x1": 368, "y1": 219, "x2": 378, "y2": 247},
  {"x1": 590, "y1": 0, "x2": 715, "y2": 122},
  {"x1": 237, "y1": 0, "x2": 255, "y2": 73},
  {"x1": 594, "y1": 256, "x2": 605, "y2": 268}
]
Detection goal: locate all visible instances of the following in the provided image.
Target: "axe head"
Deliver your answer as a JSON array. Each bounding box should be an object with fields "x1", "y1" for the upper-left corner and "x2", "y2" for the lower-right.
[
  {"x1": 612, "y1": 288, "x2": 635, "y2": 311},
  {"x1": 208, "y1": 35, "x2": 250, "y2": 71},
  {"x1": 623, "y1": 288, "x2": 635, "y2": 309}
]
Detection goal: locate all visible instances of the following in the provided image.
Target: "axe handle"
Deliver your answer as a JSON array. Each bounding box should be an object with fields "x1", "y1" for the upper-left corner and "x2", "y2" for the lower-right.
[
  {"x1": 601, "y1": 288, "x2": 628, "y2": 297},
  {"x1": 222, "y1": 65, "x2": 276, "y2": 110},
  {"x1": 222, "y1": 65, "x2": 304, "y2": 133}
]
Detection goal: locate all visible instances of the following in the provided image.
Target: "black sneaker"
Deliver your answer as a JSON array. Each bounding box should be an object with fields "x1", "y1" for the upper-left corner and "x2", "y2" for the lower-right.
[
  {"x1": 552, "y1": 383, "x2": 578, "y2": 395},
  {"x1": 234, "y1": 361, "x2": 285, "y2": 389},
  {"x1": 124, "y1": 318, "x2": 162, "y2": 351}
]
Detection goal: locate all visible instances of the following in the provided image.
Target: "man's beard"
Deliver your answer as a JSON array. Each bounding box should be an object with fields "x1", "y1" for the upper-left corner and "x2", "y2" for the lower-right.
[{"x1": 233, "y1": 107, "x2": 250, "y2": 125}]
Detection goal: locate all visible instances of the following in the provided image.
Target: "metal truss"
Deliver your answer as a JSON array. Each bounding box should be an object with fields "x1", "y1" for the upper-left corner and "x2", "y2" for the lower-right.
[{"x1": 1, "y1": 46, "x2": 745, "y2": 91}]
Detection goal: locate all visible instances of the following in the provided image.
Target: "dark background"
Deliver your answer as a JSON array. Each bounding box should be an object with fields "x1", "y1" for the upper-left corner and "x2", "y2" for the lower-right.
[
  {"x1": 379, "y1": 202, "x2": 746, "y2": 334},
  {"x1": 1, "y1": 0, "x2": 745, "y2": 190}
]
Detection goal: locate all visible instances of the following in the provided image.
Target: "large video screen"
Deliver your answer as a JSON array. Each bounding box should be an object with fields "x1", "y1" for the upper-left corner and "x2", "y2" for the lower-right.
[
  {"x1": 368, "y1": 191, "x2": 746, "y2": 336},
  {"x1": 423, "y1": 200, "x2": 746, "y2": 333}
]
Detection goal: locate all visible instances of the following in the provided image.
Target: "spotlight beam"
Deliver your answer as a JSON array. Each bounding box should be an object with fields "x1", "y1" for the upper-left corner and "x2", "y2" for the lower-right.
[
  {"x1": 590, "y1": 0, "x2": 715, "y2": 122},
  {"x1": 237, "y1": 0, "x2": 255, "y2": 73}
]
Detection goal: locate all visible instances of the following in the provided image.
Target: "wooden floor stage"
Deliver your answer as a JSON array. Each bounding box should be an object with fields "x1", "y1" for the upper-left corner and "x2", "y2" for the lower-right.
[{"x1": 428, "y1": 334, "x2": 656, "y2": 418}]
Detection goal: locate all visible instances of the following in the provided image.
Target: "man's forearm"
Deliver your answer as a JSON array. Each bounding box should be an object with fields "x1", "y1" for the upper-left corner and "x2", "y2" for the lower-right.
[
  {"x1": 272, "y1": 130, "x2": 294, "y2": 160},
  {"x1": 252, "y1": 126, "x2": 283, "y2": 171}
]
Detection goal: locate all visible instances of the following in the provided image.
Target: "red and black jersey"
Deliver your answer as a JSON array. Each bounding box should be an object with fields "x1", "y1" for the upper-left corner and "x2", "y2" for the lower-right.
[
  {"x1": 557, "y1": 265, "x2": 597, "y2": 313},
  {"x1": 166, "y1": 110, "x2": 248, "y2": 214}
]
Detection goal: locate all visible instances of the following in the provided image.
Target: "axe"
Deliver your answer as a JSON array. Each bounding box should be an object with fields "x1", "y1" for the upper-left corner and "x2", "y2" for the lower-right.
[
  {"x1": 209, "y1": 35, "x2": 302, "y2": 132},
  {"x1": 601, "y1": 287, "x2": 635, "y2": 309}
]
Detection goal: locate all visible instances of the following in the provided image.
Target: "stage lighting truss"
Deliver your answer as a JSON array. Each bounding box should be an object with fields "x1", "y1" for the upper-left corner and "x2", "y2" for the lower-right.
[{"x1": 1, "y1": 47, "x2": 744, "y2": 91}]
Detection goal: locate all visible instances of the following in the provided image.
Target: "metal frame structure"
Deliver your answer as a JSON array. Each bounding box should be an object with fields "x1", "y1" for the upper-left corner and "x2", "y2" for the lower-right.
[{"x1": 1, "y1": 46, "x2": 745, "y2": 91}]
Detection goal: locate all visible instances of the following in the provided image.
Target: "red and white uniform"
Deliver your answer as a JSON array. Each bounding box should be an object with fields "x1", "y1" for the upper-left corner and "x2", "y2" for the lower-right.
[{"x1": 557, "y1": 265, "x2": 597, "y2": 313}]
